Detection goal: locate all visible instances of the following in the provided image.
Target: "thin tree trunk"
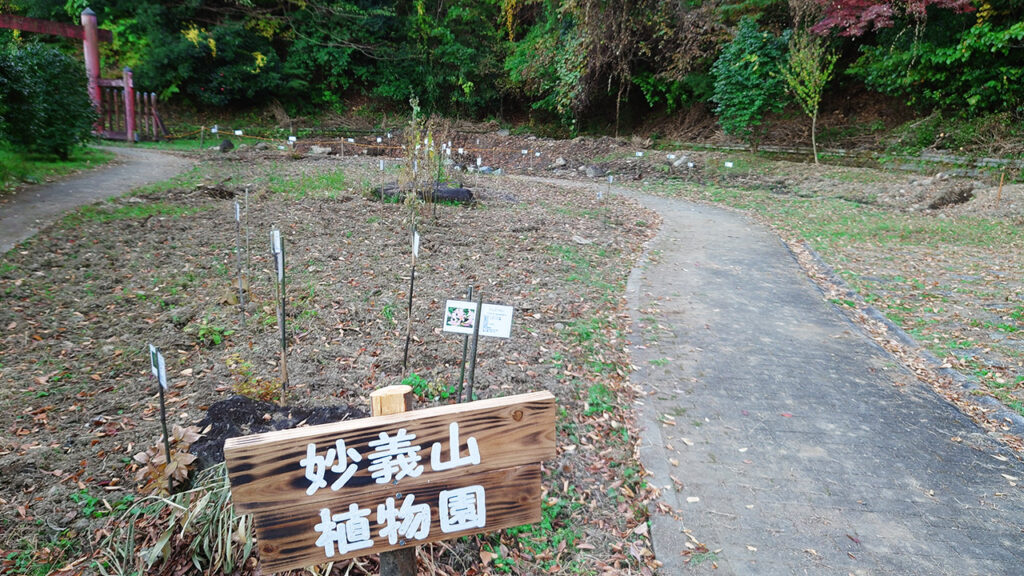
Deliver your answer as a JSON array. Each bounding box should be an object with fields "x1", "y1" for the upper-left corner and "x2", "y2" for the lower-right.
[{"x1": 811, "y1": 111, "x2": 819, "y2": 164}]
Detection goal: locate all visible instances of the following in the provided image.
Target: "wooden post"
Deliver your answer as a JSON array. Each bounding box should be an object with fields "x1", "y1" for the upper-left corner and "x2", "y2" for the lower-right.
[
  {"x1": 123, "y1": 67, "x2": 136, "y2": 143},
  {"x1": 370, "y1": 385, "x2": 417, "y2": 576},
  {"x1": 80, "y1": 9, "x2": 101, "y2": 114}
]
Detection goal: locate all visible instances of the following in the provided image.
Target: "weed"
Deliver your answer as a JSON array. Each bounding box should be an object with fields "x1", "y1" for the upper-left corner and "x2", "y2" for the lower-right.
[
  {"x1": 401, "y1": 372, "x2": 456, "y2": 401},
  {"x1": 193, "y1": 318, "x2": 234, "y2": 347},
  {"x1": 380, "y1": 303, "x2": 396, "y2": 326},
  {"x1": 649, "y1": 357, "x2": 671, "y2": 366},
  {"x1": 62, "y1": 202, "x2": 203, "y2": 226},
  {"x1": 585, "y1": 383, "x2": 616, "y2": 416}
]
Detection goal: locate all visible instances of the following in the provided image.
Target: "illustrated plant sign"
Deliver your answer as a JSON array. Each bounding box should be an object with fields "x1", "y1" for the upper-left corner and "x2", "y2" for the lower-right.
[
  {"x1": 442, "y1": 301, "x2": 514, "y2": 338},
  {"x1": 224, "y1": 391, "x2": 556, "y2": 572}
]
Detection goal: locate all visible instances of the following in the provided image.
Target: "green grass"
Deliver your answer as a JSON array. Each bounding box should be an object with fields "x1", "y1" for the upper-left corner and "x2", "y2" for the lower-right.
[
  {"x1": 264, "y1": 168, "x2": 347, "y2": 198},
  {"x1": 0, "y1": 144, "x2": 115, "y2": 193},
  {"x1": 61, "y1": 202, "x2": 204, "y2": 226}
]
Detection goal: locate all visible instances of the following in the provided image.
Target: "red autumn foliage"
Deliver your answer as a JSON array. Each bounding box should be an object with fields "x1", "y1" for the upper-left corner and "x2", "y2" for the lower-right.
[{"x1": 811, "y1": 0, "x2": 974, "y2": 36}]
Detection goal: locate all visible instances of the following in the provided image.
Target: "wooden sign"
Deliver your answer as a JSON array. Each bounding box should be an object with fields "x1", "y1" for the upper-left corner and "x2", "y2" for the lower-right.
[{"x1": 224, "y1": 392, "x2": 556, "y2": 572}]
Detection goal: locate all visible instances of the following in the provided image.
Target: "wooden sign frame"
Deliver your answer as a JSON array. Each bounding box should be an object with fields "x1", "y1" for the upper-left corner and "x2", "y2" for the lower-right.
[{"x1": 225, "y1": 391, "x2": 556, "y2": 572}]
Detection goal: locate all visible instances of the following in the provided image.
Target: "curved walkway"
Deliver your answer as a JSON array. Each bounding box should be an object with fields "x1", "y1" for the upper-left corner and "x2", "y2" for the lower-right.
[
  {"x1": 0, "y1": 146, "x2": 193, "y2": 255},
  {"x1": 624, "y1": 192, "x2": 1024, "y2": 574}
]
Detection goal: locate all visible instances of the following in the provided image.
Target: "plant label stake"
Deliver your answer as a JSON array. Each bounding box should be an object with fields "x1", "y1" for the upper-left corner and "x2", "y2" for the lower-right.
[
  {"x1": 149, "y1": 344, "x2": 173, "y2": 494},
  {"x1": 234, "y1": 201, "x2": 245, "y2": 329},
  {"x1": 270, "y1": 229, "x2": 289, "y2": 401},
  {"x1": 456, "y1": 285, "x2": 473, "y2": 403},
  {"x1": 402, "y1": 225, "x2": 419, "y2": 376},
  {"x1": 466, "y1": 291, "x2": 484, "y2": 403},
  {"x1": 199, "y1": 126, "x2": 205, "y2": 149}
]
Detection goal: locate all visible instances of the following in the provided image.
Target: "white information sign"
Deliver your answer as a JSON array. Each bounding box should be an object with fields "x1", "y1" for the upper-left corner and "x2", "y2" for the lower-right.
[
  {"x1": 412, "y1": 231, "x2": 420, "y2": 258},
  {"x1": 235, "y1": 129, "x2": 244, "y2": 136},
  {"x1": 479, "y1": 304, "x2": 513, "y2": 338},
  {"x1": 288, "y1": 136, "x2": 297, "y2": 142},
  {"x1": 234, "y1": 201, "x2": 241, "y2": 223}
]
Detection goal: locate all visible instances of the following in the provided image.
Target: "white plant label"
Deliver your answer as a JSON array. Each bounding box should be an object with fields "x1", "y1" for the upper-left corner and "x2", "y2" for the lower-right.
[
  {"x1": 725, "y1": 161, "x2": 734, "y2": 168},
  {"x1": 476, "y1": 157, "x2": 482, "y2": 167},
  {"x1": 235, "y1": 201, "x2": 241, "y2": 223},
  {"x1": 667, "y1": 154, "x2": 676, "y2": 160},
  {"x1": 412, "y1": 231, "x2": 420, "y2": 258},
  {"x1": 534, "y1": 152, "x2": 541, "y2": 157},
  {"x1": 379, "y1": 159, "x2": 385, "y2": 171},
  {"x1": 521, "y1": 150, "x2": 528, "y2": 156},
  {"x1": 636, "y1": 151, "x2": 644, "y2": 157},
  {"x1": 479, "y1": 304, "x2": 513, "y2": 338},
  {"x1": 288, "y1": 136, "x2": 297, "y2": 142},
  {"x1": 597, "y1": 190, "x2": 604, "y2": 200},
  {"x1": 150, "y1": 346, "x2": 167, "y2": 391},
  {"x1": 211, "y1": 125, "x2": 219, "y2": 134},
  {"x1": 348, "y1": 138, "x2": 355, "y2": 143},
  {"x1": 687, "y1": 162, "x2": 695, "y2": 168},
  {"x1": 377, "y1": 137, "x2": 382, "y2": 143},
  {"x1": 271, "y1": 229, "x2": 284, "y2": 282},
  {"x1": 149, "y1": 344, "x2": 159, "y2": 378},
  {"x1": 235, "y1": 129, "x2": 243, "y2": 136},
  {"x1": 458, "y1": 148, "x2": 464, "y2": 154},
  {"x1": 608, "y1": 175, "x2": 614, "y2": 184}
]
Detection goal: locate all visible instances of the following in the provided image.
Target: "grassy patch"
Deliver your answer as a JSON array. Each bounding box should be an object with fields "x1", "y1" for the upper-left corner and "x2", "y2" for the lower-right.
[
  {"x1": 0, "y1": 144, "x2": 115, "y2": 193},
  {"x1": 61, "y1": 202, "x2": 204, "y2": 226}
]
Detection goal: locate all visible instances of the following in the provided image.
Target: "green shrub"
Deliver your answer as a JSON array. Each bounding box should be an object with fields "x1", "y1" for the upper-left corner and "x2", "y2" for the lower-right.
[
  {"x1": 0, "y1": 42, "x2": 96, "y2": 160},
  {"x1": 711, "y1": 17, "x2": 790, "y2": 151}
]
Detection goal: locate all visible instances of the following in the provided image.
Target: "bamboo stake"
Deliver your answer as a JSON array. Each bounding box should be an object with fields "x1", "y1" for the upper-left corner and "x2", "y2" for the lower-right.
[
  {"x1": 465, "y1": 290, "x2": 484, "y2": 403},
  {"x1": 456, "y1": 285, "x2": 473, "y2": 403}
]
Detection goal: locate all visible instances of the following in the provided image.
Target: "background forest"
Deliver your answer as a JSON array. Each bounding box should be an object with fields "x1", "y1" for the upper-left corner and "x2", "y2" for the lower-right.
[{"x1": 2, "y1": 0, "x2": 1023, "y2": 143}]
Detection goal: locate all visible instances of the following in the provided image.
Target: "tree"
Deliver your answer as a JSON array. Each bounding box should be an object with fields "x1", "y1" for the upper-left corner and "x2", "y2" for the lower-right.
[
  {"x1": 810, "y1": 0, "x2": 973, "y2": 37},
  {"x1": 0, "y1": 42, "x2": 96, "y2": 160},
  {"x1": 711, "y1": 17, "x2": 790, "y2": 151},
  {"x1": 781, "y1": 28, "x2": 837, "y2": 163}
]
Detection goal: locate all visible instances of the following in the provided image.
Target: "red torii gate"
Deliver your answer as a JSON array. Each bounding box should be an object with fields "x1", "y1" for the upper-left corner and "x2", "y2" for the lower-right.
[{"x1": 0, "y1": 8, "x2": 164, "y2": 141}]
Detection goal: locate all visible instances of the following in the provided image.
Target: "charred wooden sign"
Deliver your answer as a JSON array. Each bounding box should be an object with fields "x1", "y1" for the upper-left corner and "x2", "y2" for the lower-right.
[{"x1": 224, "y1": 391, "x2": 556, "y2": 572}]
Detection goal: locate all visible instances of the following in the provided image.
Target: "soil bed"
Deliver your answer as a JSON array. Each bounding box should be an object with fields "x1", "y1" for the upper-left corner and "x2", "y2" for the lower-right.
[{"x1": 0, "y1": 146, "x2": 658, "y2": 575}]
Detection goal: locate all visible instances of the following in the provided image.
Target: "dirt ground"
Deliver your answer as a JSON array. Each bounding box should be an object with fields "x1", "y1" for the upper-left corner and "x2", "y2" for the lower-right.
[{"x1": 1, "y1": 131, "x2": 1022, "y2": 574}]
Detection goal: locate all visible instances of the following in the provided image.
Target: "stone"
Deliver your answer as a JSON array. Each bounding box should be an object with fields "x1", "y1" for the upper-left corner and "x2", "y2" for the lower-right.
[
  {"x1": 309, "y1": 145, "x2": 332, "y2": 155},
  {"x1": 585, "y1": 165, "x2": 606, "y2": 178},
  {"x1": 218, "y1": 139, "x2": 234, "y2": 153},
  {"x1": 552, "y1": 157, "x2": 567, "y2": 168}
]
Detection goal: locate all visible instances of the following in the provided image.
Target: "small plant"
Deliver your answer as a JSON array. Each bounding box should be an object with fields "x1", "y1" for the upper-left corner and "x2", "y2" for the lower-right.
[
  {"x1": 585, "y1": 383, "x2": 616, "y2": 416},
  {"x1": 225, "y1": 354, "x2": 280, "y2": 402},
  {"x1": 133, "y1": 424, "x2": 202, "y2": 494},
  {"x1": 193, "y1": 317, "x2": 234, "y2": 347},
  {"x1": 401, "y1": 372, "x2": 456, "y2": 401}
]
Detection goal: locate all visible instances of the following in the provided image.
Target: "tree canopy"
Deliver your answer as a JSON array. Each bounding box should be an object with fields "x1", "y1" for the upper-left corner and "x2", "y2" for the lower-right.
[{"x1": 2, "y1": 0, "x2": 1021, "y2": 132}]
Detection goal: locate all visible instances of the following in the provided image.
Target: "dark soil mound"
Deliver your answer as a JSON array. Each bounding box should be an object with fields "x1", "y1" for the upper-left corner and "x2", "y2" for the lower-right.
[
  {"x1": 376, "y1": 183, "x2": 474, "y2": 203},
  {"x1": 190, "y1": 395, "x2": 367, "y2": 468}
]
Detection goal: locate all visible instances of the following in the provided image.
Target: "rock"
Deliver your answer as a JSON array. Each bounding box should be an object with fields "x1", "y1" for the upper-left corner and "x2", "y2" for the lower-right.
[
  {"x1": 585, "y1": 165, "x2": 606, "y2": 178},
  {"x1": 672, "y1": 157, "x2": 690, "y2": 169},
  {"x1": 552, "y1": 157, "x2": 567, "y2": 168},
  {"x1": 255, "y1": 142, "x2": 270, "y2": 151},
  {"x1": 218, "y1": 139, "x2": 234, "y2": 153},
  {"x1": 493, "y1": 168, "x2": 503, "y2": 176},
  {"x1": 479, "y1": 166, "x2": 494, "y2": 174},
  {"x1": 309, "y1": 145, "x2": 333, "y2": 155},
  {"x1": 496, "y1": 129, "x2": 510, "y2": 137}
]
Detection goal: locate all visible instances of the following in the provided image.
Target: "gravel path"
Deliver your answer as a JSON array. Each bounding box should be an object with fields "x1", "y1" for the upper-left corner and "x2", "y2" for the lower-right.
[{"x1": 0, "y1": 146, "x2": 193, "y2": 255}]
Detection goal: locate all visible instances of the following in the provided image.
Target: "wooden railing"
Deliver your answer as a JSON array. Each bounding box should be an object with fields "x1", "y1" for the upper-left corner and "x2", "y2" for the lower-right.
[{"x1": 97, "y1": 68, "x2": 166, "y2": 142}]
